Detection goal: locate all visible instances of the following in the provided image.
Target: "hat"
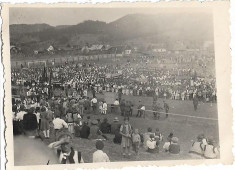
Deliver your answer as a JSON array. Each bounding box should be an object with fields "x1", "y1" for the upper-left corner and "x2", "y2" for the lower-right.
[
  {"x1": 20, "y1": 104, "x2": 25, "y2": 110},
  {"x1": 207, "y1": 137, "x2": 216, "y2": 145},
  {"x1": 91, "y1": 119, "x2": 98, "y2": 125},
  {"x1": 123, "y1": 117, "x2": 129, "y2": 121},
  {"x1": 150, "y1": 134, "x2": 155, "y2": 139},
  {"x1": 41, "y1": 107, "x2": 46, "y2": 112},
  {"x1": 28, "y1": 107, "x2": 35, "y2": 114},
  {"x1": 96, "y1": 140, "x2": 104, "y2": 150},
  {"x1": 113, "y1": 117, "x2": 119, "y2": 122},
  {"x1": 171, "y1": 137, "x2": 178, "y2": 143},
  {"x1": 147, "y1": 127, "x2": 152, "y2": 132},
  {"x1": 56, "y1": 129, "x2": 73, "y2": 141},
  {"x1": 197, "y1": 134, "x2": 205, "y2": 141}
]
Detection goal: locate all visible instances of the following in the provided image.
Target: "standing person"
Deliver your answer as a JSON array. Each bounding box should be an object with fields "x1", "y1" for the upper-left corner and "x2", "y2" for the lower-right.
[
  {"x1": 14, "y1": 104, "x2": 27, "y2": 134},
  {"x1": 66, "y1": 111, "x2": 74, "y2": 134},
  {"x1": 120, "y1": 99, "x2": 126, "y2": 116},
  {"x1": 99, "y1": 101, "x2": 103, "y2": 114},
  {"x1": 83, "y1": 89, "x2": 88, "y2": 98},
  {"x1": 34, "y1": 107, "x2": 41, "y2": 131},
  {"x1": 93, "y1": 140, "x2": 110, "y2": 163},
  {"x1": 163, "y1": 100, "x2": 169, "y2": 118},
  {"x1": 40, "y1": 107, "x2": 50, "y2": 139},
  {"x1": 102, "y1": 101, "x2": 108, "y2": 115},
  {"x1": 136, "y1": 101, "x2": 145, "y2": 118},
  {"x1": 118, "y1": 88, "x2": 122, "y2": 103},
  {"x1": 125, "y1": 101, "x2": 131, "y2": 117},
  {"x1": 47, "y1": 108, "x2": 54, "y2": 129},
  {"x1": 92, "y1": 86, "x2": 96, "y2": 98},
  {"x1": 132, "y1": 128, "x2": 141, "y2": 155},
  {"x1": 113, "y1": 99, "x2": 120, "y2": 115},
  {"x1": 120, "y1": 117, "x2": 133, "y2": 158},
  {"x1": 78, "y1": 97, "x2": 85, "y2": 117},
  {"x1": 193, "y1": 95, "x2": 199, "y2": 111},
  {"x1": 91, "y1": 96, "x2": 98, "y2": 113},
  {"x1": 22, "y1": 107, "x2": 38, "y2": 137},
  {"x1": 74, "y1": 114, "x2": 83, "y2": 137},
  {"x1": 152, "y1": 102, "x2": 162, "y2": 120},
  {"x1": 84, "y1": 97, "x2": 91, "y2": 113}
]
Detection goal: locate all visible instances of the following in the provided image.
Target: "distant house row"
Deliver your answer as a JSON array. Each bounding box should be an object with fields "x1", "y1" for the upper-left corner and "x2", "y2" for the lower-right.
[{"x1": 10, "y1": 41, "x2": 214, "y2": 57}]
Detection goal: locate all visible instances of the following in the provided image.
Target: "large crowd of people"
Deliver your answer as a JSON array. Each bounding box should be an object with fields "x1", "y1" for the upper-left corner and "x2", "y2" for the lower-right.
[
  {"x1": 12, "y1": 54, "x2": 219, "y2": 164},
  {"x1": 11, "y1": 54, "x2": 217, "y2": 103}
]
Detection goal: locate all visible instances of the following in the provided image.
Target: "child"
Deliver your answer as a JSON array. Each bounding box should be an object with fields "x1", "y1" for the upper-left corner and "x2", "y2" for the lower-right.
[
  {"x1": 163, "y1": 132, "x2": 174, "y2": 152},
  {"x1": 99, "y1": 101, "x2": 103, "y2": 114},
  {"x1": 93, "y1": 140, "x2": 110, "y2": 162},
  {"x1": 132, "y1": 128, "x2": 141, "y2": 155},
  {"x1": 146, "y1": 134, "x2": 159, "y2": 153},
  {"x1": 120, "y1": 117, "x2": 133, "y2": 158},
  {"x1": 66, "y1": 111, "x2": 74, "y2": 134},
  {"x1": 74, "y1": 114, "x2": 83, "y2": 137},
  {"x1": 154, "y1": 128, "x2": 163, "y2": 142},
  {"x1": 163, "y1": 100, "x2": 169, "y2": 118},
  {"x1": 169, "y1": 137, "x2": 180, "y2": 154},
  {"x1": 86, "y1": 116, "x2": 91, "y2": 127},
  {"x1": 102, "y1": 101, "x2": 108, "y2": 115},
  {"x1": 143, "y1": 127, "x2": 154, "y2": 148}
]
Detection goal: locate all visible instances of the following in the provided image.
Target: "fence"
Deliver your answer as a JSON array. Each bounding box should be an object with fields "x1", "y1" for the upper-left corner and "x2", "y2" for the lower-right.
[{"x1": 11, "y1": 54, "x2": 118, "y2": 68}]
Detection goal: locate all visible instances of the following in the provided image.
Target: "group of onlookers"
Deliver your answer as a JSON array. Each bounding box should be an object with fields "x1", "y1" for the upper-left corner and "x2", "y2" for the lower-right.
[{"x1": 13, "y1": 98, "x2": 219, "y2": 164}]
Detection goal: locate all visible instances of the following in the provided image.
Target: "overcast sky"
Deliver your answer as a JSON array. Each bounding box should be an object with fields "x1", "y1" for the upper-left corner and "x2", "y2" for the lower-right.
[{"x1": 9, "y1": 7, "x2": 211, "y2": 26}]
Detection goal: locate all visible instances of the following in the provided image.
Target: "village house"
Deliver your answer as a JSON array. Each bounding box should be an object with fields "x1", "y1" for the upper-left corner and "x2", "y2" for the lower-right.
[
  {"x1": 88, "y1": 44, "x2": 106, "y2": 51},
  {"x1": 33, "y1": 44, "x2": 56, "y2": 55},
  {"x1": 107, "y1": 45, "x2": 132, "y2": 56}
]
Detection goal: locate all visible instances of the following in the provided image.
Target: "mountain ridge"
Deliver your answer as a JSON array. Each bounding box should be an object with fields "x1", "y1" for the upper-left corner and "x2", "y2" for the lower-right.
[{"x1": 10, "y1": 13, "x2": 213, "y2": 46}]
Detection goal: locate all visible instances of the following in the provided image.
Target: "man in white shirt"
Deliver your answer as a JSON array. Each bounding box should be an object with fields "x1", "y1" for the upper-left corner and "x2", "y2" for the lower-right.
[
  {"x1": 53, "y1": 115, "x2": 68, "y2": 132},
  {"x1": 114, "y1": 99, "x2": 119, "y2": 106},
  {"x1": 113, "y1": 99, "x2": 120, "y2": 114},
  {"x1": 136, "y1": 101, "x2": 145, "y2": 118},
  {"x1": 15, "y1": 105, "x2": 27, "y2": 121},
  {"x1": 91, "y1": 97, "x2": 98, "y2": 112}
]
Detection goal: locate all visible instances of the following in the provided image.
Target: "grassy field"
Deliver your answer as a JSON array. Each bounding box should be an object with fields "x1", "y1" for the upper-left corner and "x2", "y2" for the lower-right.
[
  {"x1": 12, "y1": 57, "x2": 218, "y2": 163},
  {"x1": 40, "y1": 92, "x2": 219, "y2": 163}
]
